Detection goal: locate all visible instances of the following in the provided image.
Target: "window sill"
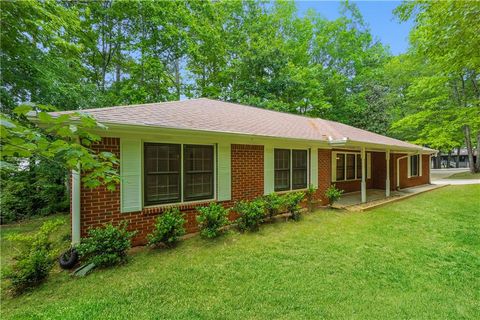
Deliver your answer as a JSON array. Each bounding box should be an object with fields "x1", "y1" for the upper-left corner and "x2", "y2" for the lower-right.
[
  {"x1": 333, "y1": 178, "x2": 369, "y2": 183},
  {"x1": 143, "y1": 198, "x2": 217, "y2": 211}
]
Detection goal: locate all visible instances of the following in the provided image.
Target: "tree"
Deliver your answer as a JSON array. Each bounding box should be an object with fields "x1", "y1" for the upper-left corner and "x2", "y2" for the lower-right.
[{"x1": 393, "y1": 0, "x2": 480, "y2": 172}]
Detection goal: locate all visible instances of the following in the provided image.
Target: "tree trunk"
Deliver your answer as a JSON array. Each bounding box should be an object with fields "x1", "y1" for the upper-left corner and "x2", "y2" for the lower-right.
[
  {"x1": 447, "y1": 151, "x2": 452, "y2": 168},
  {"x1": 435, "y1": 155, "x2": 441, "y2": 169},
  {"x1": 463, "y1": 125, "x2": 475, "y2": 173},
  {"x1": 476, "y1": 131, "x2": 480, "y2": 172}
]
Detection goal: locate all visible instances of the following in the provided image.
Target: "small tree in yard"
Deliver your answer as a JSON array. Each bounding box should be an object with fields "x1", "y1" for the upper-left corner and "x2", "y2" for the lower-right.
[
  {"x1": 196, "y1": 203, "x2": 229, "y2": 238},
  {"x1": 325, "y1": 185, "x2": 344, "y2": 207},
  {"x1": 147, "y1": 208, "x2": 186, "y2": 247},
  {"x1": 3, "y1": 219, "x2": 64, "y2": 295}
]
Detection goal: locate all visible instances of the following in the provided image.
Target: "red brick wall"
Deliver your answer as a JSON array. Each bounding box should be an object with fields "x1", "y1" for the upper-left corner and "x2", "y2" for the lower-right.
[
  {"x1": 372, "y1": 151, "x2": 387, "y2": 190},
  {"x1": 76, "y1": 140, "x2": 265, "y2": 246},
  {"x1": 396, "y1": 154, "x2": 430, "y2": 189},
  {"x1": 316, "y1": 149, "x2": 331, "y2": 204},
  {"x1": 231, "y1": 144, "x2": 264, "y2": 201}
]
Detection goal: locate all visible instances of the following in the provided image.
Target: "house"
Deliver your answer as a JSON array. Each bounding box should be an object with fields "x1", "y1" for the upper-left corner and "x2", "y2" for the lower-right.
[{"x1": 54, "y1": 98, "x2": 436, "y2": 246}]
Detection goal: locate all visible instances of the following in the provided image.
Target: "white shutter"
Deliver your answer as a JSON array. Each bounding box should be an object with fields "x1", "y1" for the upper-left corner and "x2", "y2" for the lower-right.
[
  {"x1": 419, "y1": 154, "x2": 423, "y2": 176},
  {"x1": 264, "y1": 146, "x2": 274, "y2": 194},
  {"x1": 407, "y1": 155, "x2": 412, "y2": 178},
  {"x1": 120, "y1": 138, "x2": 142, "y2": 213},
  {"x1": 217, "y1": 143, "x2": 231, "y2": 201},
  {"x1": 331, "y1": 151, "x2": 337, "y2": 182},
  {"x1": 310, "y1": 148, "x2": 318, "y2": 187}
]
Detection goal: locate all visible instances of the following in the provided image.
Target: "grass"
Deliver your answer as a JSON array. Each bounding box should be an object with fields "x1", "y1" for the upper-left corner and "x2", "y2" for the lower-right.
[
  {"x1": 446, "y1": 171, "x2": 480, "y2": 179},
  {"x1": 1, "y1": 185, "x2": 479, "y2": 319}
]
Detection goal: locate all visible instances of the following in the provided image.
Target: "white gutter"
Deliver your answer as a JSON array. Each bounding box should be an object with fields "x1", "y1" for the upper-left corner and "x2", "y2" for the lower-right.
[{"x1": 71, "y1": 165, "x2": 81, "y2": 245}]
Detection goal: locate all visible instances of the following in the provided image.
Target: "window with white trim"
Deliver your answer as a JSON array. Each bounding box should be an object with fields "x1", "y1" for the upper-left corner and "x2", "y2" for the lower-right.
[
  {"x1": 274, "y1": 148, "x2": 308, "y2": 191},
  {"x1": 409, "y1": 154, "x2": 420, "y2": 177},
  {"x1": 333, "y1": 152, "x2": 369, "y2": 182},
  {"x1": 144, "y1": 143, "x2": 214, "y2": 205}
]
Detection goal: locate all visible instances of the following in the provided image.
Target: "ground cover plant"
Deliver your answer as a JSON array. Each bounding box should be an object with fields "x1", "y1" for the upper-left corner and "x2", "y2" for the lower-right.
[{"x1": 1, "y1": 185, "x2": 479, "y2": 319}]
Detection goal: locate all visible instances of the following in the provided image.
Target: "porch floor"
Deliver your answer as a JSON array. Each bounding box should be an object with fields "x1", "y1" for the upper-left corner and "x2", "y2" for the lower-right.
[{"x1": 332, "y1": 184, "x2": 444, "y2": 211}]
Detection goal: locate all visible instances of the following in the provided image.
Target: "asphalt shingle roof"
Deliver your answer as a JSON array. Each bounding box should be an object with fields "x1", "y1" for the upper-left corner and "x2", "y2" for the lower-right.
[{"x1": 52, "y1": 98, "x2": 431, "y2": 151}]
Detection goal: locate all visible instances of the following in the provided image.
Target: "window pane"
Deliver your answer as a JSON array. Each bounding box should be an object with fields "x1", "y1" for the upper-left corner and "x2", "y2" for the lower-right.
[
  {"x1": 184, "y1": 145, "x2": 214, "y2": 201},
  {"x1": 292, "y1": 150, "x2": 307, "y2": 189},
  {"x1": 356, "y1": 154, "x2": 362, "y2": 179},
  {"x1": 411, "y1": 155, "x2": 419, "y2": 176},
  {"x1": 346, "y1": 154, "x2": 355, "y2": 180},
  {"x1": 144, "y1": 143, "x2": 181, "y2": 205},
  {"x1": 274, "y1": 149, "x2": 290, "y2": 191},
  {"x1": 336, "y1": 154, "x2": 345, "y2": 181}
]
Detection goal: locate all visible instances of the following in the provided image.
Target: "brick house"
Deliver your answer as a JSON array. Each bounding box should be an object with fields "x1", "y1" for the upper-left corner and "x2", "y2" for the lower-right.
[{"x1": 54, "y1": 99, "x2": 436, "y2": 246}]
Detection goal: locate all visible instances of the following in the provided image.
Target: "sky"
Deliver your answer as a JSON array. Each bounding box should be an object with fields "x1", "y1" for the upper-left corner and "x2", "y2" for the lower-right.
[{"x1": 295, "y1": 1, "x2": 413, "y2": 55}]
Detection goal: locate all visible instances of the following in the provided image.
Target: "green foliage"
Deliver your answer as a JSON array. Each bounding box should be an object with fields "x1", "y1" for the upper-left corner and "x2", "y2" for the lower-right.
[
  {"x1": 305, "y1": 184, "x2": 318, "y2": 212},
  {"x1": 325, "y1": 185, "x2": 344, "y2": 206},
  {"x1": 76, "y1": 222, "x2": 136, "y2": 268},
  {"x1": 234, "y1": 198, "x2": 266, "y2": 232},
  {"x1": 3, "y1": 219, "x2": 64, "y2": 294},
  {"x1": 196, "y1": 203, "x2": 229, "y2": 239},
  {"x1": 147, "y1": 208, "x2": 186, "y2": 247},
  {"x1": 284, "y1": 192, "x2": 306, "y2": 221},
  {"x1": 263, "y1": 193, "x2": 285, "y2": 219}
]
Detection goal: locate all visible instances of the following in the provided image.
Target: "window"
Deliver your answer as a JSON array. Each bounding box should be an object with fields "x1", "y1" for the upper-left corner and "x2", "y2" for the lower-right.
[
  {"x1": 333, "y1": 152, "x2": 369, "y2": 181},
  {"x1": 274, "y1": 149, "x2": 290, "y2": 191},
  {"x1": 336, "y1": 154, "x2": 345, "y2": 181},
  {"x1": 410, "y1": 154, "x2": 419, "y2": 177},
  {"x1": 274, "y1": 148, "x2": 308, "y2": 191},
  {"x1": 144, "y1": 143, "x2": 214, "y2": 206},
  {"x1": 184, "y1": 145, "x2": 214, "y2": 201},
  {"x1": 346, "y1": 154, "x2": 356, "y2": 180},
  {"x1": 292, "y1": 150, "x2": 308, "y2": 189},
  {"x1": 144, "y1": 143, "x2": 181, "y2": 205}
]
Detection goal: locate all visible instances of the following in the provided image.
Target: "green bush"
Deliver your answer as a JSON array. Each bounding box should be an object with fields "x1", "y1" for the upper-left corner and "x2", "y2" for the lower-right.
[
  {"x1": 285, "y1": 192, "x2": 305, "y2": 221},
  {"x1": 263, "y1": 192, "x2": 285, "y2": 219},
  {"x1": 77, "y1": 222, "x2": 136, "y2": 267},
  {"x1": 196, "y1": 203, "x2": 229, "y2": 238},
  {"x1": 325, "y1": 184, "x2": 344, "y2": 205},
  {"x1": 305, "y1": 184, "x2": 318, "y2": 212},
  {"x1": 234, "y1": 198, "x2": 265, "y2": 232},
  {"x1": 3, "y1": 219, "x2": 64, "y2": 295},
  {"x1": 147, "y1": 207, "x2": 186, "y2": 247}
]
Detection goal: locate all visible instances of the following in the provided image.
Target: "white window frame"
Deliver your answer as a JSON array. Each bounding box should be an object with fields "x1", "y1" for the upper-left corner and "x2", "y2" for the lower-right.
[
  {"x1": 273, "y1": 148, "x2": 310, "y2": 192},
  {"x1": 142, "y1": 142, "x2": 217, "y2": 207},
  {"x1": 332, "y1": 151, "x2": 371, "y2": 182},
  {"x1": 407, "y1": 154, "x2": 422, "y2": 178}
]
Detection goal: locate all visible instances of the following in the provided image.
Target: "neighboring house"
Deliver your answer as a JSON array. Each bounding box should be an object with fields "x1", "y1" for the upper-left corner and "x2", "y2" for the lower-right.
[
  {"x1": 431, "y1": 148, "x2": 477, "y2": 169},
  {"x1": 52, "y1": 98, "x2": 436, "y2": 245}
]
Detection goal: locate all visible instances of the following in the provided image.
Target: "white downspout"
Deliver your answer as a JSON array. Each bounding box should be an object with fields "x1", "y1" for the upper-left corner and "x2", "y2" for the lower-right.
[
  {"x1": 385, "y1": 149, "x2": 390, "y2": 197},
  {"x1": 396, "y1": 154, "x2": 409, "y2": 189},
  {"x1": 72, "y1": 165, "x2": 81, "y2": 245},
  {"x1": 361, "y1": 147, "x2": 366, "y2": 203}
]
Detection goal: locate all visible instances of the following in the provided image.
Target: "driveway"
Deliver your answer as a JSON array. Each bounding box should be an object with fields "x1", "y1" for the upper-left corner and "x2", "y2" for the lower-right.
[{"x1": 430, "y1": 168, "x2": 480, "y2": 185}]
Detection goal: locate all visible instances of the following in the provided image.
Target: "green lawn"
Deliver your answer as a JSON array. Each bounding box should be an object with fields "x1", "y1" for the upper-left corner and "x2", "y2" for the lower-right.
[
  {"x1": 1, "y1": 185, "x2": 479, "y2": 319},
  {"x1": 446, "y1": 171, "x2": 480, "y2": 179}
]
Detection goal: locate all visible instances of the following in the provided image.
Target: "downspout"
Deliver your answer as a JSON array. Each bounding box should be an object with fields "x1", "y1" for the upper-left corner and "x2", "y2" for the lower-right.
[
  {"x1": 71, "y1": 164, "x2": 81, "y2": 245},
  {"x1": 396, "y1": 154, "x2": 409, "y2": 189}
]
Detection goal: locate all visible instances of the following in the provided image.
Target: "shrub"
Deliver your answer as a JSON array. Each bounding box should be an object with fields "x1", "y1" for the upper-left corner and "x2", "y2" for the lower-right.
[
  {"x1": 305, "y1": 184, "x2": 318, "y2": 212},
  {"x1": 4, "y1": 219, "x2": 64, "y2": 295},
  {"x1": 147, "y1": 207, "x2": 186, "y2": 247},
  {"x1": 234, "y1": 198, "x2": 266, "y2": 232},
  {"x1": 325, "y1": 184, "x2": 344, "y2": 206},
  {"x1": 77, "y1": 222, "x2": 136, "y2": 267},
  {"x1": 196, "y1": 203, "x2": 229, "y2": 238},
  {"x1": 263, "y1": 192, "x2": 285, "y2": 219},
  {"x1": 285, "y1": 192, "x2": 305, "y2": 221}
]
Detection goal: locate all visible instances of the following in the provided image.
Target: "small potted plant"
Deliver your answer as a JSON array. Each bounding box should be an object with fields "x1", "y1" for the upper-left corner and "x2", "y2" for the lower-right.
[
  {"x1": 305, "y1": 184, "x2": 318, "y2": 213},
  {"x1": 325, "y1": 184, "x2": 344, "y2": 207}
]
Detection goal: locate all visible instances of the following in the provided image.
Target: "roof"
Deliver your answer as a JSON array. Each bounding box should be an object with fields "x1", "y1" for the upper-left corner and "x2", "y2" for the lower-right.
[{"x1": 51, "y1": 98, "x2": 433, "y2": 152}]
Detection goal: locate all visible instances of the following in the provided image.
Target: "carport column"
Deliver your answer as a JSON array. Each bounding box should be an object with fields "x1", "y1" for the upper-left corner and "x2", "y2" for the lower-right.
[
  {"x1": 361, "y1": 147, "x2": 367, "y2": 203},
  {"x1": 72, "y1": 165, "x2": 81, "y2": 246},
  {"x1": 385, "y1": 149, "x2": 391, "y2": 197}
]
